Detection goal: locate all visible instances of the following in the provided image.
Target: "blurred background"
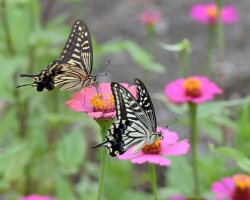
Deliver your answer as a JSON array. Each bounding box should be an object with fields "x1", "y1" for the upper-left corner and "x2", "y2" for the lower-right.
[{"x1": 1, "y1": 0, "x2": 250, "y2": 199}]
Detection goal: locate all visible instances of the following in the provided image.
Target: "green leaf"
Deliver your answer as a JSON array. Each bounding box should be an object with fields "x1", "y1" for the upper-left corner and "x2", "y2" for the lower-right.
[
  {"x1": 56, "y1": 131, "x2": 87, "y2": 174},
  {"x1": 124, "y1": 41, "x2": 165, "y2": 73},
  {"x1": 159, "y1": 39, "x2": 191, "y2": 52},
  {"x1": 55, "y1": 173, "x2": 76, "y2": 200},
  {"x1": 212, "y1": 146, "x2": 250, "y2": 173}
]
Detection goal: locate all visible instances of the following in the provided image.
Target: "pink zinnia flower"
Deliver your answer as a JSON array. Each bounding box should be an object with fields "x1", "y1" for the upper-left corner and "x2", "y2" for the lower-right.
[
  {"x1": 18, "y1": 195, "x2": 57, "y2": 200},
  {"x1": 139, "y1": 10, "x2": 161, "y2": 26},
  {"x1": 66, "y1": 83, "x2": 136, "y2": 120},
  {"x1": 211, "y1": 174, "x2": 250, "y2": 200},
  {"x1": 165, "y1": 76, "x2": 222, "y2": 104},
  {"x1": 190, "y1": 2, "x2": 238, "y2": 25},
  {"x1": 117, "y1": 127, "x2": 190, "y2": 166}
]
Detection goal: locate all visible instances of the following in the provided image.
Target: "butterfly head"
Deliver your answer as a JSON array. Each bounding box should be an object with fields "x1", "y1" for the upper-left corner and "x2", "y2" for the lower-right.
[{"x1": 158, "y1": 131, "x2": 164, "y2": 140}]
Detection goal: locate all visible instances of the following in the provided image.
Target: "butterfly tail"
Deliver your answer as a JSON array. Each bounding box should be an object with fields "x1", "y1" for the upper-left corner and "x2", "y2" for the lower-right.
[
  {"x1": 20, "y1": 73, "x2": 40, "y2": 78},
  {"x1": 16, "y1": 83, "x2": 36, "y2": 88}
]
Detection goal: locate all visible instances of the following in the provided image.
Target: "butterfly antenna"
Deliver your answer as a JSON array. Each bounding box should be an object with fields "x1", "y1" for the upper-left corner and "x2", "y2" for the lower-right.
[
  {"x1": 95, "y1": 60, "x2": 110, "y2": 77},
  {"x1": 165, "y1": 118, "x2": 177, "y2": 128}
]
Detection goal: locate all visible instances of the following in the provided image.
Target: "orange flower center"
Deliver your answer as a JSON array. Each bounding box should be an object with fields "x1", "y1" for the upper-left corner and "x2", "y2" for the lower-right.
[
  {"x1": 205, "y1": 5, "x2": 219, "y2": 20},
  {"x1": 142, "y1": 138, "x2": 161, "y2": 154},
  {"x1": 183, "y1": 77, "x2": 202, "y2": 97},
  {"x1": 231, "y1": 174, "x2": 250, "y2": 200},
  {"x1": 89, "y1": 94, "x2": 115, "y2": 113}
]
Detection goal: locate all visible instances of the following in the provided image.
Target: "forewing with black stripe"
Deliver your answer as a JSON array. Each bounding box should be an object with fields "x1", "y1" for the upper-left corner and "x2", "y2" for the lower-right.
[
  {"x1": 93, "y1": 80, "x2": 158, "y2": 156},
  {"x1": 58, "y1": 20, "x2": 93, "y2": 73},
  {"x1": 135, "y1": 79, "x2": 157, "y2": 132}
]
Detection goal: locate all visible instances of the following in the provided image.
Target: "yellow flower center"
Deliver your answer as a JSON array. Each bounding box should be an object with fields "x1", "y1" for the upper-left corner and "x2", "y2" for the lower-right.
[
  {"x1": 183, "y1": 77, "x2": 202, "y2": 97},
  {"x1": 142, "y1": 139, "x2": 161, "y2": 154},
  {"x1": 205, "y1": 5, "x2": 219, "y2": 20},
  {"x1": 89, "y1": 94, "x2": 115, "y2": 113},
  {"x1": 231, "y1": 174, "x2": 250, "y2": 200}
]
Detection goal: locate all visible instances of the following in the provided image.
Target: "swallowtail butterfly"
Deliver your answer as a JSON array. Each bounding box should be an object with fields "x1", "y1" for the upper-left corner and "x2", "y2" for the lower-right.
[
  {"x1": 93, "y1": 79, "x2": 163, "y2": 156},
  {"x1": 17, "y1": 20, "x2": 96, "y2": 91}
]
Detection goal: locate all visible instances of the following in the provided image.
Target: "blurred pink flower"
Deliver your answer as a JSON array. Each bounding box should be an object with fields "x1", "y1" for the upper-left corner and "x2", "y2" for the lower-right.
[
  {"x1": 165, "y1": 76, "x2": 222, "y2": 104},
  {"x1": 139, "y1": 10, "x2": 161, "y2": 26},
  {"x1": 18, "y1": 195, "x2": 57, "y2": 200},
  {"x1": 211, "y1": 174, "x2": 250, "y2": 200},
  {"x1": 117, "y1": 127, "x2": 190, "y2": 166},
  {"x1": 65, "y1": 83, "x2": 136, "y2": 120},
  {"x1": 190, "y1": 2, "x2": 238, "y2": 25}
]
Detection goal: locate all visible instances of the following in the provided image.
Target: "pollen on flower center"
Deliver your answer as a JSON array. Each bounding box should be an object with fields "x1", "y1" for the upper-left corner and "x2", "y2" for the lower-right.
[
  {"x1": 89, "y1": 94, "x2": 115, "y2": 113},
  {"x1": 231, "y1": 174, "x2": 250, "y2": 200},
  {"x1": 205, "y1": 5, "x2": 219, "y2": 20},
  {"x1": 183, "y1": 77, "x2": 202, "y2": 98},
  {"x1": 142, "y1": 139, "x2": 161, "y2": 154}
]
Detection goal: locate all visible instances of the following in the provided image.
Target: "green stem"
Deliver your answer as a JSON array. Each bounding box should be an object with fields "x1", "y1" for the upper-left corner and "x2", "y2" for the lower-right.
[
  {"x1": 205, "y1": 25, "x2": 216, "y2": 78},
  {"x1": 1, "y1": 0, "x2": 15, "y2": 55},
  {"x1": 215, "y1": 0, "x2": 225, "y2": 87},
  {"x1": 149, "y1": 163, "x2": 158, "y2": 200},
  {"x1": 96, "y1": 121, "x2": 111, "y2": 200},
  {"x1": 188, "y1": 102, "x2": 200, "y2": 199},
  {"x1": 181, "y1": 48, "x2": 188, "y2": 78},
  {"x1": 143, "y1": 25, "x2": 155, "y2": 84}
]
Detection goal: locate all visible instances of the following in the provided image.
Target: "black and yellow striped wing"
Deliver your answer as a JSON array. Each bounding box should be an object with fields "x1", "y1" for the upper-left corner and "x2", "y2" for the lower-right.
[
  {"x1": 58, "y1": 20, "x2": 93, "y2": 74},
  {"x1": 93, "y1": 79, "x2": 161, "y2": 157},
  {"x1": 17, "y1": 20, "x2": 95, "y2": 92}
]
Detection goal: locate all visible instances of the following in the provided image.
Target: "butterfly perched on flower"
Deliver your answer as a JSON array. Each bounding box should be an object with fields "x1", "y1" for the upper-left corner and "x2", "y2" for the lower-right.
[
  {"x1": 17, "y1": 20, "x2": 96, "y2": 92},
  {"x1": 93, "y1": 79, "x2": 163, "y2": 157}
]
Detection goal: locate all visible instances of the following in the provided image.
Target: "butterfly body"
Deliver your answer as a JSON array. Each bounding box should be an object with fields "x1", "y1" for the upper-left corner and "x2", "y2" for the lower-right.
[
  {"x1": 93, "y1": 79, "x2": 163, "y2": 157},
  {"x1": 17, "y1": 20, "x2": 96, "y2": 91}
]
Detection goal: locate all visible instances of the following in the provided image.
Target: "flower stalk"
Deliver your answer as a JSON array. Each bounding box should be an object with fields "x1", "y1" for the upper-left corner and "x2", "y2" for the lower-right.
[
  {"x1": 188, "y1": 102, "x2": 200, "y2": 199},
  {"x1": 205, "y1": 25, "x2": 216, "y2": 78},
  {"x1": 96, "y1": 120, "x2": 112, "y2": 200},
  {"x1": 149, "y1": 163, "x2": 158, "y2": 200}
]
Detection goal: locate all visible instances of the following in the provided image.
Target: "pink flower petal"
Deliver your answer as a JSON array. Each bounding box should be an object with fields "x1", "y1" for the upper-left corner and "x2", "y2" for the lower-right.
[
  {"x1": 161, "y1": 139, "x2": 190, "y2": 155},
  {"x1": 221, "y1": 6, "x2": 239, "y2": 24},
  {"x1": 190, "y1": 3, "x2": 238, "y2": 25},
  {"x1": 211, "y1": 177, "x2": 234, "y2": 200},
  {"x1": 103, "y1": 112, "x2": 116, "y2": 118},
  {"x1": 88, "y1": 112, "x2": 103, "y2": 119},
  {"x1": 65, "y1": 82, "x2": 136, "y2": 120},
  {"x1": 165, "y1": 76, "x2": 222, "y2": 104},
  {"x1": 157, "y1": 127, "x2": 179, "y2": 145},
  {"x1": 117, "y1": 146, "x2": 145, "y2": 160},
  {"x1": 131, "y1": 154, "x2": 171, "y2": 166},
  {"x1": 18, "y1": 195, "x2": 58, "y2": 200}
]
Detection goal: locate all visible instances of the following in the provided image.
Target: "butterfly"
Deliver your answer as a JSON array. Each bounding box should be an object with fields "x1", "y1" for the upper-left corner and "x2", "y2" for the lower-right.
[
  {"x1": 93, "y1": 79, "x2": 163, "y2": 157},
  {"x1": 17, "y1": 20, "x2": 96, "y2": 92}
]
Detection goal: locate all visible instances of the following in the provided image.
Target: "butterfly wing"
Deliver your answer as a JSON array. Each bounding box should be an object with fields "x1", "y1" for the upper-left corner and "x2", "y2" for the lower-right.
[
  {"x1": 58, "y1": 20, "x2": 93, "y2": 74},
  {"x1": 135, "y1": 79, "x2": 157, "y2": 132},
  {"x1": 17, "y1": 20, "x2": 94, "y2": 91},
  {"x1": 93, "y1": 82, "x2": 154, "y2": 156}
]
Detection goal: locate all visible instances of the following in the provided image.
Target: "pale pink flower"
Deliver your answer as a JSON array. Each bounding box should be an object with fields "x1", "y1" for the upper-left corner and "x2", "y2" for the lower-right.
[
  {"x1": 211, "y1": 174, "x2": 250, "y2": 200},
  {"x1": 65, "y1": 83, "x2": 136, "y2": 120},
  {"x1": 18, "y1": 195, "x2": 57, "y2": 200},
  {"x1": 165, "y1": 76, "x2": 222, "y2": 104},
  {"x1": 117, "y1": 127, "x2": 190, "y2": 166},
  {"x1": 139, "y1": 10, "x2": 161, "y2": 26},
  {"x1": 190, "y1": 2, "x2": 238, "y2": 25}
]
